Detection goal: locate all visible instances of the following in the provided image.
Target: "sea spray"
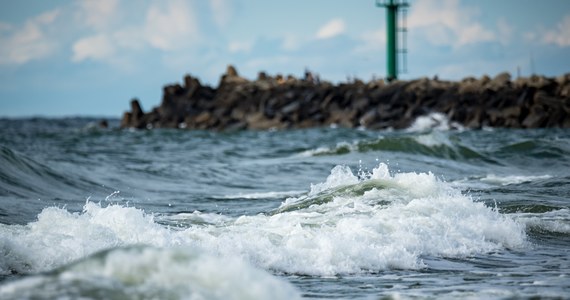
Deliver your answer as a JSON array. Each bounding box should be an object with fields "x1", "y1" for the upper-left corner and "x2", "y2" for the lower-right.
[
  {"x1": 252, "y1": 163, "x2": 528, "y2": 274},
  {"x1": 406, "y1": 112, "x2": 464, "y2": 133},
  {"x1": 1, "y1": 163, "x2": 527, "y2": 278}
]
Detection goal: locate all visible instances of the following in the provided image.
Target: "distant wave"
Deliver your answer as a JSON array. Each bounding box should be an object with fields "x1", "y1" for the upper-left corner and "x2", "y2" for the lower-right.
[
  {"x1": 480, "y1": 174, "x2": 553, "y2": 186},
  {"x1": 515, "y1": 209, "x2": 570, "y2": 238},
  {"x1": 299, "y1": 132, "x2": 492, "y2": 162},
  {"x1": 298, "y1": 129, "x2": 570, "y2": 168},
  {"x1": 0, "y1": 146, "x2": 102, "y2": 199},
  {"x1": 496, "y1": 139, "x2": 570, "y2": 159}
]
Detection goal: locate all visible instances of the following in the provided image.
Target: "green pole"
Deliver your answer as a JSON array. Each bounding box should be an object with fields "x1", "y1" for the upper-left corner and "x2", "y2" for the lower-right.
[
  {"x1": 386, "y1": 0, "x2": 397, "y2": 81},
  {"x1": 377, "y1": 0, "x2": 408, "y2": 81}
]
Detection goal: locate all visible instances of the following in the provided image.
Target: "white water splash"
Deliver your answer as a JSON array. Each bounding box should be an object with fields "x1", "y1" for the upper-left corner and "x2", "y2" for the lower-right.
[
  {"x1": 0, "y1": 163, "x2": 527, "y2": 279},
  {"x1": 407, "y1": 112, "x2": 464, "y2": 133}
]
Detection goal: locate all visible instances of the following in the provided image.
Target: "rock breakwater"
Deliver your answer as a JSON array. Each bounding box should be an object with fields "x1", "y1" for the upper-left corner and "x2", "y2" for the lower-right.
[{"x1": 121, "y1": 66, "x2": 570, "y2": 130}]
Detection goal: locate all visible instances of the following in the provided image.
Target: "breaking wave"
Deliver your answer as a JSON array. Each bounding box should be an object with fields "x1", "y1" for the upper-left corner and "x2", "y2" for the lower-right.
[{"x1": 0, "y1": 163, "x2": 527, "y2": 279}]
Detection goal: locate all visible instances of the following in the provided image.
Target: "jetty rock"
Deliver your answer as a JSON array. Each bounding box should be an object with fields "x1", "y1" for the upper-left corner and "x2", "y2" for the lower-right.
[{"x1": 121, "y1": 65, "x2": 570, "y2": 130}]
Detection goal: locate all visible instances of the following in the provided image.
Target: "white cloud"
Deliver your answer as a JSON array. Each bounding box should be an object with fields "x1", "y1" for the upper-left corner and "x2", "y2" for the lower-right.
[
  {"x1": 542, "y1": 14, "x2": 570, "y2": 47},
  {"x1": 282, "y1": 34, "x2": 301, "y2": 51},
  {"x1": 408, "y1": 0, "x2": 495, "y2": 47},
  {"x1": 228, "y1": 40, "x2": 252, "y2": 53},
  {"x1": 76, "y1": 0, "x2": 119, "y2": 30},
  {"x1": 72, "y1": 34, "x2": 115, "y2": 62},
  {"x1": 434, "y1": 59, "x2": 516, "y2": 80},
  {"x1": 456, "y1": 23, "x2": 494, "y2": 46},
  {"x1": 353, "y1": 28, "x2": 386, "y2": 54},
  {"x1": 71, "y1": 27, "x2": 146, "y2": 67},
  {"x1": 145, "y1": 0, "x2": 200, "y2": 51},
  {"x1": 244, "y1": 55, "x2": 294, "y2": 72},
  {"x1": 112, "y1": 27, "x2": 146, "y2": 50},
  {"x1": 316, "y1": 18, "x2": 346, "y2": 39},
  {"x1": 496, "y1": 18, "x2": 513, "y2": 45},
  {"x1": 0, "y1": 22, "x2": 12, "y2": 31},
  {"x1": 210, "y1": 0, "x2": 232, "y2": 28},
  {"x1": 523, "y1": 31, "x2": 537, "y2": 43},
  {"x1": 34, "y1": 10, "x2": 60, "y2": 24},
  {"x1": 70, "y1": 0, "x2": 201, "y2": 65},
  {"x1": 0, "y1": 9, "x2": 60, "y2": 65}
]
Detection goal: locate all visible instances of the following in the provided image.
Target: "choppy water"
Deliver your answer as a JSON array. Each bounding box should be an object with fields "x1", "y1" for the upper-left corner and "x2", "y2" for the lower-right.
[{"x1": 0, "y1": 115, "x2": 569, "y2": 299}]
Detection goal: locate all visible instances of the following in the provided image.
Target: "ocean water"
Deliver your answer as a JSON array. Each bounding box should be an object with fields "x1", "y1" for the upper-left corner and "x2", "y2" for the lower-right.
[{"x1": 0, "y1": 115, "x2": 569, "y2": 299}]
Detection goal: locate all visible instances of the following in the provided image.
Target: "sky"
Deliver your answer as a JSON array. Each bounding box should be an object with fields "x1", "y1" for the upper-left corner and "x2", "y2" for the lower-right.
[{"x1": 0, "y1": 0, "x2": 569, "y2": 117}]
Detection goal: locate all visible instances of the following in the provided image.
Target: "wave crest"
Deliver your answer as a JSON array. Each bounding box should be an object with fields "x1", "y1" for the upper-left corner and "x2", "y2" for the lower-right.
[{"x1": 0, "y1": 164, "x2": 527, "y2": 277}]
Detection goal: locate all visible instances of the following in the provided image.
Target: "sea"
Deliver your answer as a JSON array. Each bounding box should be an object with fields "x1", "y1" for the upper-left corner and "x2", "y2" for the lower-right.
[{"x1": 0, "y1": 114, "x2": 568, "y2": 299}]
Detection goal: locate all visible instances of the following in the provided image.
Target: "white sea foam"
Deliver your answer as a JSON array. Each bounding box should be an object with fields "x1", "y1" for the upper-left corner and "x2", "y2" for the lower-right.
[
  {"x1": 308, "y1": 165, "x2": 360, "y2": 196},
  {"x1": 515, "y1": 209, "x2": 570, "y2": 234},
  {"x1": 407, "y1": 112, "x2": 464, "y2": 133},
  {"x1": 216, "y1": 190, "x2": 305, "y2": 200},
  {"x1": 480, "y1": 174, "x2": 553, "y2": 186},
  {"x1": 156, "y1": 211, "x2": 234, "y2": 227},
  {"x1": 0, "y1": 246, "x2": 301, "y2": 300},
  {"x1": 296, "y1": 141, "x2": 355, "y2": 157},
  {"x1": 0, "y1": 202, "x2": 176, "y2": 274},
  {"x1": 0, "y1": 163, "x2": 527, "y2": 279},
  {"x1": 413, "y1": 130, "x2": 455, "y2": 148}
]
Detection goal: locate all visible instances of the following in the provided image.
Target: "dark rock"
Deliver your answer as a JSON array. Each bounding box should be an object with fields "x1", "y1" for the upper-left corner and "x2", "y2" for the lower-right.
[
  {"x1": 359, "y1": 109, "x2": 379, "y2": 127},
  {"x1": 120, "y1": 69, "x2": 569, "y2": 130},
  {"x1": 352, "y1": 97, "x2": 370, "y2": 112},
  {"x1": 522, "y1": 105, "x2": 548, "y2": 128},
  {"x1": 184, "y1": 74, "x2": 201, "y2": 97},
  {"x1": 464, "y1": 107, "x2": 483, "y2": 128},
  {"x1": 123, "y1": 98, "x2": 147, "y2": 129},
  {"x1": 281, "y1": 101, "x2": 301, "y2": 115},
  {"x1": 226, "y1": 65, "x2": 239, "y2": 77},
  {"x1": 194, "y1": 111, "x2": 212, "y2": 125},
  {"x1": 98, "y1": 119, "x2": 109, "y2": 129},
  {"x1": 487, "y1": 72, "x2": 511, "y2": 91},
  {"x1": 458, "y1": 77, "x2": 483, "y2": 94},
  {"x1": 502, "y1": 106, "x2": 522, "y2": 119},
  {"x1": 246, "y1": 112, "x2": 283, "y2": 130},
  {"x1": 534, "y1": 91, "x2": 562, "y2": 108},
  {"x1": 130, "y1": 98, "x2": 144, "y2": 119},
  {"x1": 257, "y1": 71, "x2": 268, "y2": 81},
  {"x1": 120, "y1": 112, "x2": 132, "y2": 128}
]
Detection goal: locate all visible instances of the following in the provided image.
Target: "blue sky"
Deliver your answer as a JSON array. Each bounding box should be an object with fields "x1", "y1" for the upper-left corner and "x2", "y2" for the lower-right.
[{"x1": 1, "y1": 0, "x2": 569, "y2": 117}]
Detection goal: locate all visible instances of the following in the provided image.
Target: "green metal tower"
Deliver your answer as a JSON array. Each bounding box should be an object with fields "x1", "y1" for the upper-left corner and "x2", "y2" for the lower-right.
[{"x1": 376, "y1": 0, "x2": 409, "y2": 81}]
